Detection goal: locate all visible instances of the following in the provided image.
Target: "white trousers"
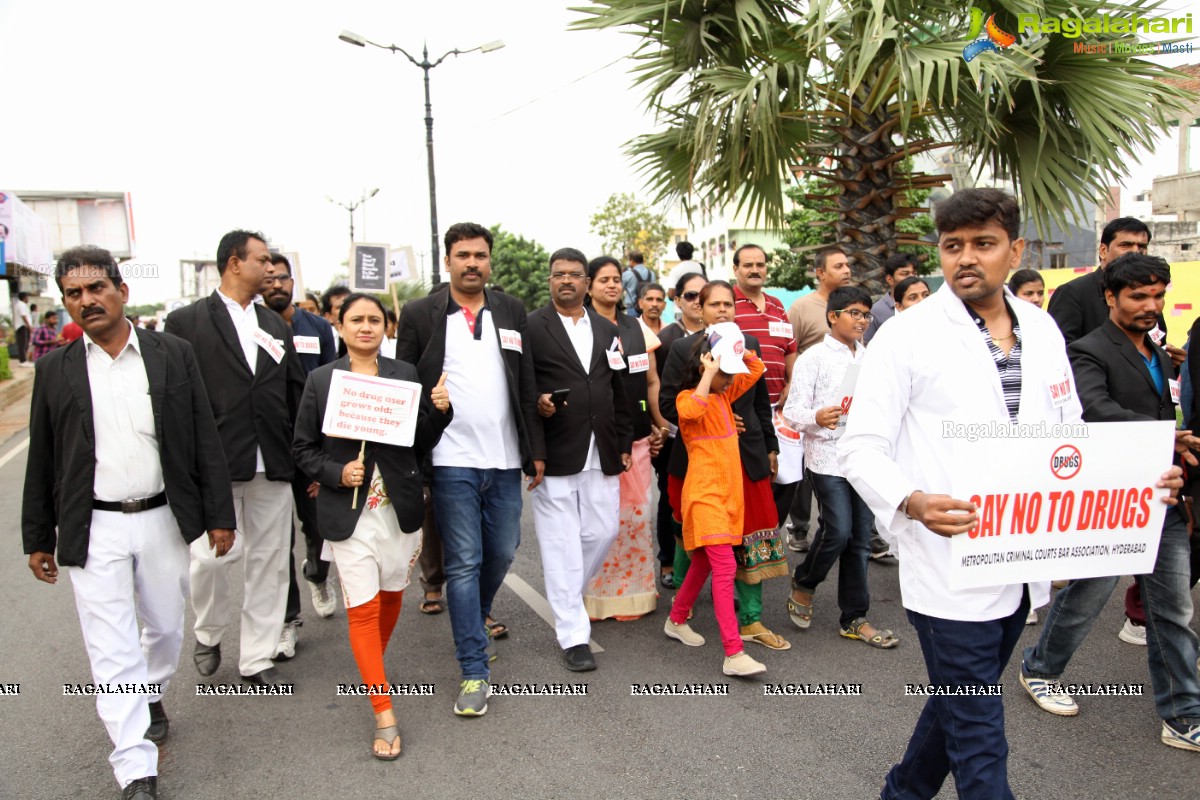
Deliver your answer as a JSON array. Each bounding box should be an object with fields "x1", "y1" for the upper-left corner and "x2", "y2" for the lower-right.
[
  {"x1": 65, "y1": 505, "x2": 189, "y2": 788},
  {"x1": 190, "y1": 473, "x2": 291, "y2": 675},
  {"x1": 531, "y1": 469, "x2": 620, "y2": 648}
]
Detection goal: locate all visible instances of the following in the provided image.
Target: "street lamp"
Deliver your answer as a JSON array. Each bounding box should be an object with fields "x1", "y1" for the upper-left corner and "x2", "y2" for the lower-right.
[
  {"x1": 339, "y1": 29, "x2": 505, "y2": 285},
  {"x1": 325, "y1": 188, "x2": 380, "y2": 243}
]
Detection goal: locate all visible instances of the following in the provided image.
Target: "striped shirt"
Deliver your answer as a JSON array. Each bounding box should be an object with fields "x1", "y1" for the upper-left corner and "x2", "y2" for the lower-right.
[
  {"x1": 967, "y1": 301, "x2": 1022, "y2": 422},
  {"x1": 733, "y1": 286, "x2": 797, "y2": 404}
]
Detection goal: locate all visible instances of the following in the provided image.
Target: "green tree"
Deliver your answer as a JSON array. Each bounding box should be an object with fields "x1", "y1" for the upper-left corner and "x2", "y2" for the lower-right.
[
  {"x1": 126, "y1": 303, "x2": 165, "y2": 320},
  {"x1": 489, "y1": 225, "x2": 551, "y2": 311},
  {"x1": 772, "y1": 170, "x2": 938, "y2": 291},
  {"x1": 572, "y1": 0, "x2": 1193, "y2": 291},
  {"x1": 589, "y1": 192, "x2": 673, "y2": 267}
]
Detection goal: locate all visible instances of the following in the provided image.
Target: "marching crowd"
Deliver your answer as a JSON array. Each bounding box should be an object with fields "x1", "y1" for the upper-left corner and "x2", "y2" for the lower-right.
[{"x1": 18, "y1": 189, "x2": 1200, "y2": 800}]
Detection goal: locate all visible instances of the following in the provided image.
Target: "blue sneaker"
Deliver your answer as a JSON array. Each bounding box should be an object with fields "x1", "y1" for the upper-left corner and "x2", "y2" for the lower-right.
[{"x1": 1162, "y1": 721, "x2": 1200, "y2": 752}]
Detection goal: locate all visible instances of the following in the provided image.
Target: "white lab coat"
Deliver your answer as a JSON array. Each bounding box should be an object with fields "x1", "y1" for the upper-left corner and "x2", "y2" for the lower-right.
[{"x1": 839, "y1": 284, "x2": 1083, "y2": 621}]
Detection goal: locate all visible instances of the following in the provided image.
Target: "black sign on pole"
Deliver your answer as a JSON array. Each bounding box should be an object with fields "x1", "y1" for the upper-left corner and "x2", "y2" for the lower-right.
[{"x1": 350, "y1": 243, "x2": 390, "y2": 293}]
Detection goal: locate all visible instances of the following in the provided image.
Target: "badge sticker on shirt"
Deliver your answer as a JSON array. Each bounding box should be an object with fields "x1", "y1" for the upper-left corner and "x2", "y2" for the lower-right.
[
  {"x1": 1169, "y1": 378, "x2": 1181, "y2": 406},
  {"x1": 627, "y1": 352, "x2": 650, "y2": 373},
  {"x1": 498, "y1": 328, "x2": 523, "y2": 353},
  {"x1": 1149, "y1": 326, "x2": 1166, "y2": 345},
  {"x1": 252, "y1": 327, "x2": 285, "y2": 364},
  {"x1": 1048, "y1": 373, "x2": 1074, "y2": 408},
  {"x1": 769, "y1": 320, "x2": 793, "y2": 340},
  {"x1": 606, "y1": 349, "x2": 626, "y2": 370},
  {"x1": 293, "y1": 335, "x2": 320, "y2": 355}
]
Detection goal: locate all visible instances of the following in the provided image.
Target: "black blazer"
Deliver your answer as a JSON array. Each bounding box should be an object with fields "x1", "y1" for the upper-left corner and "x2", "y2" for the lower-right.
[
  {"x1": 292, "y1": 357, "x2": 452, "y2": 539},
  {"x1": 395, "y1": 288, "x2": 544, "y2": 474},
  {"x1": 526, "y1": 305, "x2": 633, "y2": 476},
  {"x1": 22, "y1": 329, "x2": 236, "y2": 568},
  {"x1": 164, "y1": 291, "x2": 307, "y2": 481},
  {"x1": 659, "y1": 331, "x2": 779, "y2": 482},
  {"x1": 1049, "y1": 269, "x2": 1168, "y2": 346},
  {"x1": 1069, "y1": 319, "x2": 1175, "y2": 424}
]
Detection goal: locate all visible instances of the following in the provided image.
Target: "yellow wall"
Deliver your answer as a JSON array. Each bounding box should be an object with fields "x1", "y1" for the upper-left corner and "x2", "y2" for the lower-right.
[{"x1": 1038, "y1": 261, "x2": 1200, "y2": 347}]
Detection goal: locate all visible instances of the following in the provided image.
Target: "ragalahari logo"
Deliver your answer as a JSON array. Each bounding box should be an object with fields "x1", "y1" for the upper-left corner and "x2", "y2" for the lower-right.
[{"x1": 963, "y1": 8, "x2": 1017, "y2": 61}]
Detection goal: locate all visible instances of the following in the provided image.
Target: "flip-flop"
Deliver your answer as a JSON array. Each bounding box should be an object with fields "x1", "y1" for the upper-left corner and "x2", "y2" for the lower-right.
[
  {"x1": 487, "y1": 620, "x2": 509, "y2": 639},
  {"x1": 419, "y1": 596, "x2": 446, "y2": 615},
  {"x1": 372, "y1": 724, "x2": 402, "y2": 761}
]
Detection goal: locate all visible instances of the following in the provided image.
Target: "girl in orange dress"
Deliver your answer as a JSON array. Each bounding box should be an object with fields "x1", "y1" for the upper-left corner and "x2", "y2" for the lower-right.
[{"x1": 663, "y1": 322, "x2": 768, "y2": 677}]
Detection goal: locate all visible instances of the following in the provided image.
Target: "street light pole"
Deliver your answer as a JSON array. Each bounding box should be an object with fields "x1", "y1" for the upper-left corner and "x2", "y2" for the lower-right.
[
  {"x1": 338, "y1": 30, "x2": 504, "y2": 285},
  {"x1": 326, "y1": 188, "x2": 380, "y2": 244}
]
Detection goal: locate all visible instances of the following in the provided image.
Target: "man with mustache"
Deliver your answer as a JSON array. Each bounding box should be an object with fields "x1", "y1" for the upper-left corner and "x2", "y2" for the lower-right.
[
  {"x1": 1018, "y1": 253, "x2": 1200, "y2": 753},
  {"x1": 164, "y1": 229, "x2": 306, "y2": 686},
  {"x1": 527, "y1": 247, "x2": 633, "y2": 672},
  {"x1": 840, "y1": 188, "x2": 1101, "y2": 797},
  {"x1": 262, "y1": 254, "x2": 338, "y2": 655},
  {"x1": 395, "y1": 222, "x2": 545, "y2": 716},
  {"x1": 24, "y1": 245, "x2": 235, "y2": 800}
]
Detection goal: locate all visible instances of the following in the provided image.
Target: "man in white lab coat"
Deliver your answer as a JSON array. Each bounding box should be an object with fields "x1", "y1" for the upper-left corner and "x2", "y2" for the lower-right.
[{"x1": 838, "y1": 188, "x2": 1174, "y2": 799}]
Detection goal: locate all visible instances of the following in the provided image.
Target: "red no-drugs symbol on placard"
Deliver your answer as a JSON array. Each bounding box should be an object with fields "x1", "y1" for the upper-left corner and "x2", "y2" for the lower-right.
[{"x1": 1050, "y1": 445, "x2": 1082, "y2": 480}]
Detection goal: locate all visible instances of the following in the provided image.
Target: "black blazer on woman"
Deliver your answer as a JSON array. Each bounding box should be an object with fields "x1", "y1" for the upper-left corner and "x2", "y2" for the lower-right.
[{"x1": 292, "y1": 356, "x2": 452, "y2": 539}]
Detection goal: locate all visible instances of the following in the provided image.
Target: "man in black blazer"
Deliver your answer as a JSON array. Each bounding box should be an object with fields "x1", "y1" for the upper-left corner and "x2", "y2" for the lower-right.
[
  {"x1": 527, "y1": 247, "x2": 633, "y2": 672},
  {"x1": 394, "y1": 222, "x2": 546, "y2": 716},
  {"x1": 1020, "y1": 254, "x2": 1200, "y2": 752},
  {"x1": 1047, "y1": 217, "x2": 1181, "y2": 364},
  {"x1": 24, "y1": 246, "x2": 235, "y2": 800},
  {"x1": 163, "y1": 229, "x2": 306, "y2": 685}
]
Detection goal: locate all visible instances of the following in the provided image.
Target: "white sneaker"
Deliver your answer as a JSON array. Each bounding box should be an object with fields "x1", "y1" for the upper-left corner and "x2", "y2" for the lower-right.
[
  {"x1": 1118, "y1": 619, "x2": 1147, "y2": 646},
  {"x1": 722, "y1": 651, "x2": 766, "y2": 677},
  {"x1": 1019, "y1": 671, "x2": 1078, "y2": 716},
  {"x1": 275, "y1": 620, "x2": 298, "y2": 660},
  {"x1": 663, "y1": 618, "x2": 705, "y2": 647},
  {"x1": 304, "y1": 560, "x2": 337, "y2": 618}
]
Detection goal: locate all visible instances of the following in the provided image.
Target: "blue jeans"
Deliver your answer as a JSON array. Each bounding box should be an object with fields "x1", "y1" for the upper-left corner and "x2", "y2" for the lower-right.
[
  {"x1": 1023, "y1": 507, "x2": 1200, "y2": 726},
  {"x1": 431, "y1": 467, "x2": 524, "y2": 681},
  {"x1": 792, "y1": 472, "x2": 872, "y2": 627},
  {"x1": 882, "y1": 590, "x2": 1029, "y2": 800}
]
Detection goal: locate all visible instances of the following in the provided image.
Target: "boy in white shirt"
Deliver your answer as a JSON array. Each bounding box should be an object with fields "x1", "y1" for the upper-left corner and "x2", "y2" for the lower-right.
[{"x1": 783, "y1": 286, "x2": 898, "y2": 649}]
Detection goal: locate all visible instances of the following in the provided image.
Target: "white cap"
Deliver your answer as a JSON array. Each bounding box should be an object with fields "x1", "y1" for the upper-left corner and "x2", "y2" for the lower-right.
[{"x1": 706, "y1": 322, "x2": 750, "y2": 374}]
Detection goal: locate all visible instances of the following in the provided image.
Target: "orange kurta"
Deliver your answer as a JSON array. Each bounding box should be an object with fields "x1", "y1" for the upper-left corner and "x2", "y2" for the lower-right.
[{"x1": 676, "y1": 353, "x2": 765, "y2": 552}]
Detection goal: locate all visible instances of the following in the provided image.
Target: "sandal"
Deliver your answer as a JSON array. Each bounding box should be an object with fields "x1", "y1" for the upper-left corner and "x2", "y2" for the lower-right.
[
  {"x1": 787, "y1": 595, "x2": 813, "y2": 630},
  {"x1": 372, "y1": 724, "x2": 402, "y2": 761},
  {"x1": 419, "y1": 594, "x2": 446, "y2": 615},
  {"x1": 659, "y1": 571, "x2": 676, "y2": 590},
  {"x1": 487, "y1": 619, "x2": 509, "y2": 639},
  {"x1": 740, "y1": 621, "x2": 792, "y2": 651},
  {"x1": 839, "y1": 618, "x2": 900, "y2": 649}
]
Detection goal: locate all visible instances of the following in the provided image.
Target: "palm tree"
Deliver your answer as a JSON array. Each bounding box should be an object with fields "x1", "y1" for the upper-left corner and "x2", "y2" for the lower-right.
[{"x1": 571, "y1": 0, "x2": 1194, "y2": 288}]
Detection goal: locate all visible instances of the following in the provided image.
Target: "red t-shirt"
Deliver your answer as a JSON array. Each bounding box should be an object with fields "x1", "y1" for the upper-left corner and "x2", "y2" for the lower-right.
[
  {"x1": 733, "y1": 285, "x2": 797, "y2": 404},
  {"x1": 60, "y1": 322, "x2": 84, "y2": 342}
]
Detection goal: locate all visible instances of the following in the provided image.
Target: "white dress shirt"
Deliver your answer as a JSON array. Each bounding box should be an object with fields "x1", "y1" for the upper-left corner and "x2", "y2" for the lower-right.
[
  {"x1": 216, "y1": 288, "x2": 266, "y2": 473},
  {"x1": 558, "y1": 310, "x2": 601, "y2": 471},
  {"x1": 85, "y1": 322, "x2": 165, "y2": 501},
  {"x1": 783, "y1": 333, "x2": 864, "y2": 477},
  {"x1": 433, "y1": 308, "x2": 522, "y2": 469},
  {"x1": 838, "y1": 285, "x2": 1082, "y2": 621}
]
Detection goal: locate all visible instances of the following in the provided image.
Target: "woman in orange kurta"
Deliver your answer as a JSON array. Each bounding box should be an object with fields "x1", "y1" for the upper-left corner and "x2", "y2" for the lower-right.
[{"x1": 663, "y1": 324, "x2": 768, "y2": 677}]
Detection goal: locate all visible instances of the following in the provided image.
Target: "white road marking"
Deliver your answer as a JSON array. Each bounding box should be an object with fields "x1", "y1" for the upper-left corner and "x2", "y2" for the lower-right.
[
  {"x1": 0, "y1": 437, "x2": 29, "y2": 470},
  {"x1": 502, "y1": 573, "x2": 603, "y2": 653}
]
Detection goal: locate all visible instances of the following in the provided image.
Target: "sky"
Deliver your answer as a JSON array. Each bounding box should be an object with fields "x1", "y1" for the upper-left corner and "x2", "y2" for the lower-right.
[
  {"x1": 1, "y1": 0, "x2": 655, "y2": 302},
  {"x1": 2, "y1": 1, "x2": 1196, "y2": 305}
]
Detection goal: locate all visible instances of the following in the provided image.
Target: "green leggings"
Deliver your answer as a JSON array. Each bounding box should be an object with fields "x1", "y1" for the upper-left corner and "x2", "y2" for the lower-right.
[{"x1": 673, "y1": 536, "x2": 761, "y2": 627}]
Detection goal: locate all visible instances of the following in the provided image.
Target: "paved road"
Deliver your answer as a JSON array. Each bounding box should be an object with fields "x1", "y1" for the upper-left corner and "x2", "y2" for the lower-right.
[{"x1": 0, "y1": 426, "x2": 1195, "y2": 799}]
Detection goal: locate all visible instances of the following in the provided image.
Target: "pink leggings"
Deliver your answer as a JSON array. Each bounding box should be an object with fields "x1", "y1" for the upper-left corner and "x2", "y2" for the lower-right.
[{"x1": 669, "y1": 544, "x2": 742, "y2": 656}]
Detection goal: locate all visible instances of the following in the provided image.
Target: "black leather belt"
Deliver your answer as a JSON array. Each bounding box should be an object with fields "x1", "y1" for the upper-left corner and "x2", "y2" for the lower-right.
[{"x1": 93, "y1": 492, "x2": 168, "y2": 514}]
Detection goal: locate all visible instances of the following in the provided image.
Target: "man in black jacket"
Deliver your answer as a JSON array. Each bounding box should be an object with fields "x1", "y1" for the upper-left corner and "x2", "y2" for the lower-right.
[
  {"x1": 1019, "y1": 254, "x2": 1200, "y2": 753},
  {"x1": 24, "y1": 246, "x2": 236, "y2": 800},
  {"x1": 528, "y1": 247, "x2": 633, "y2": 672},
  {"x1": 395, "y1": 222, "x2": 545, "y2": 716},
  {"x1": 164, "y1": 229, "x2": 306, "y2": 685}
]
